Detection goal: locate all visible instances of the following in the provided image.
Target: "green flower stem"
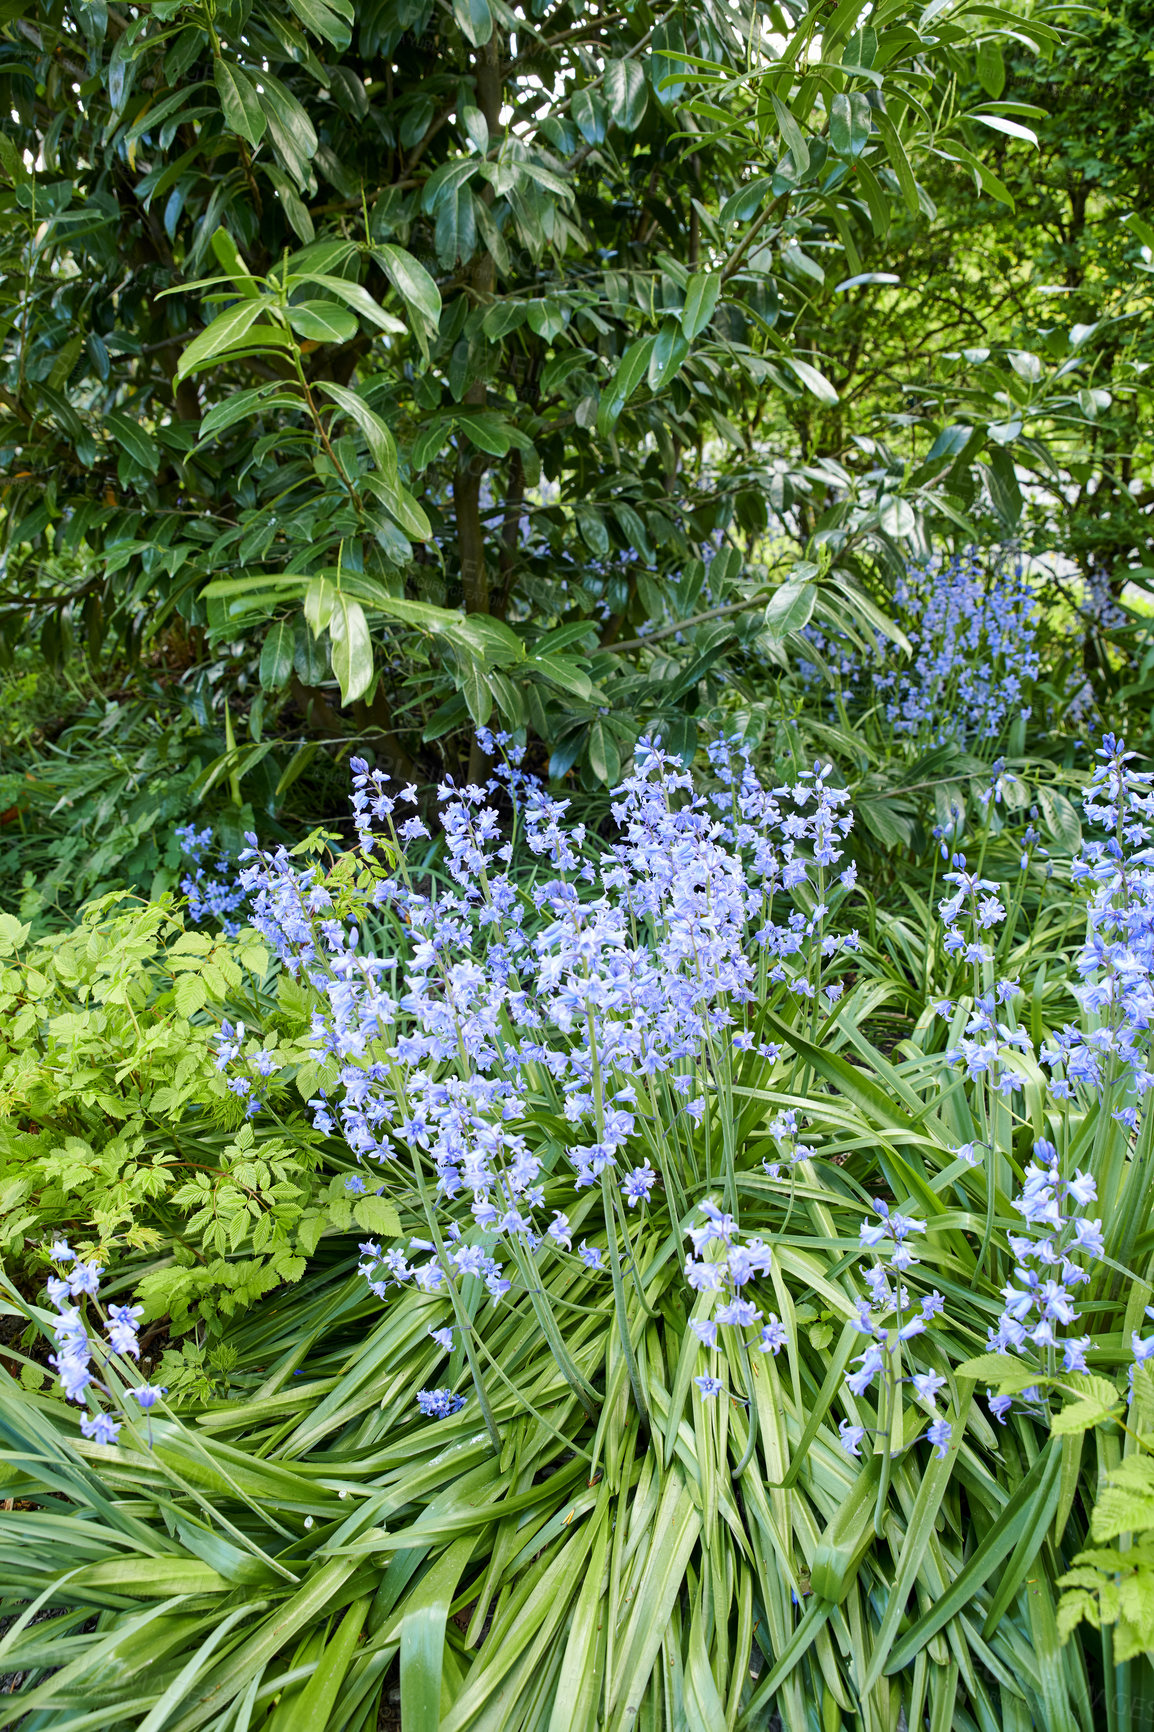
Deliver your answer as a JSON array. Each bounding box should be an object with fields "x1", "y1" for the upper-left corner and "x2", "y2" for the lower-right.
[
  {"x1": 600, "y1": 1167, "x2": 650, "y2": 1429},
  {"x1": 873, "y1": 1339, "x2": 900, "y2": 1538},
  {"x1": 731, "y1": 1333, "x2": 761, "y2": 1480},
  {"x1": 587, "y1": 1007, "x2": 650, "y2": 1426},
  {"x1": 407, "y1": 1151, "x2": 502, "y2": 1454},
  {"x1": 464, "y1": 1324, "x2": 594, "y2": 1463},
  {"x1": 504, "y1": 1234, "x2": 602, "y2": 1421}
]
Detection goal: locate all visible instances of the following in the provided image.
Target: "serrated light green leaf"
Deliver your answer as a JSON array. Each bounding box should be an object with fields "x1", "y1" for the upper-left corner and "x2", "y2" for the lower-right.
[
  {"x1": 174, "y1": 972, "x2": 208, "y2": 1018},
  {"x1": 353, "y1": 1196, "x2": 402, "y2": 1237}
]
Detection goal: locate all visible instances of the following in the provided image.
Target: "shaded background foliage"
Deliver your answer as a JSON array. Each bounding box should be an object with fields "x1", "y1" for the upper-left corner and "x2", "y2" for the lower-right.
[{"x1": 6, "y1": 0, "x2": 1146, "y2": 828}]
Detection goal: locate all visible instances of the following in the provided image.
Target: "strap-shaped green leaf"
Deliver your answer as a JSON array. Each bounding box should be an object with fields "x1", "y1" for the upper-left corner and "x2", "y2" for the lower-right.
[
  {"x1": 885, "y1": 1439, "x2": 1059, "y2": 1674},
  {"x1": 810, "y1": 1454, "x2": 882, "y2": 1602},
  {"x1": 739, "y1": 1598, "x2": 834, "y2": 1724},
  {"x1": 399, "y1": 1540, "x2": 474, "y2": 1732},
  {"x1": 608, "y1": 1469, "x2": 701, "y2": 1724},
  {"x1": 981, "y1": 1443, "x2": 1064, "y2": 1636},
  {"x1": 859, "y1": 1379, "x2": 976, "y2": 1694}
]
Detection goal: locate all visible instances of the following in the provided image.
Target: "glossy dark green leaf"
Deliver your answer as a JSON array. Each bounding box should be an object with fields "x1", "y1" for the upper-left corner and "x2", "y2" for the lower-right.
[
  {"x1": 604, "y1": 60, "x2": 648, "y2": 132},
  {"x1": 763, "y1": 578, "x2": 816, "y2": 639},
  {"x1": 286, "y1": 0, "x2": 353, "y2": 51},
  {"x1": 256, "y1": 71, "x2": 319, "y2": 186},
  {"x1": 458, "y1": 657, "x2": 494, "y2": 726},
  {"x1": 575, "y1": 505, "x2": 610, "y2": 558},
  {"x1": 772, "y1": 93, "x2": 809, "y2": 175},
  {"x1": 572, "y1": 88, "x2": 607, "y2": 145},
  {"x1": 327, "y1": 593, "x2": 373, "y2": 705},
  {"x1": 411, "y1": 420, "x2": 451, "y2": 472},
  {"x1": 455, "y1": 411, "x2": 511, "y2": 456},
  {"x1": 986, "y1": 446, "x2": 1023, "y2": 525},
  {"x1": 785, "y1": 357, "x2": 839, "y2": 404},
  {"x1": 259, "y1": 619, "x2": 296, "y2": 690},
  {"x1": 295, "y1": 272, "x2": 404, "y2": 334},
  {"x1": 104, "y1": 410, "x2": 159, "y2": 475},
  {"x1": 873, "y1": 111, "x2": 921, "y2": 215},
  {"x1": 373, "y1": 244, "x2": 442, "y2": 343},
  {"x1": 286, "y1": 300, "x2": 359, "y2": 344},
  {"x1": 200, "y1": 387, "x2": 304, "y2": 442},
  {"x1": 319, "y1": 382, "x2": 397, "y2": 477},
  {"x1": 830, "y1": 91, "x2": 871, "y2": 157},
  {"x1": 977, "y1": 37, "x2": 1006, "y2": 97},
  {"x1": 596, "y1": 337, "x2": 655, "y2": 435},
  {"x1": 587, "y1": 718, "x2": 621, "y2": 785},
  {"x1": 680, "y1": 273, "x2": 720, "y2": 341},
  {"x1": 213, "y1": 61, "x2": 267, "y2": 147},
  {"x1": 452, "y1": 0, "x2": 492, "y2": 47},
  {"x1": 648, "y1": 319, "x2": 690, "y2": 390},
  {"x1": 177, "y1": 303, "x2": 286, "y2": 380}
]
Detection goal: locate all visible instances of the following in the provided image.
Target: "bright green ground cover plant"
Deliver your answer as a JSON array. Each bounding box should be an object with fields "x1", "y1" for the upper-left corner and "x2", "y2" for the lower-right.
[
  {"x1": 0, "y1": 893, "x2": 399, "y2": 1390},
  {"x1": 2, "y1": 725, "x2": 1154, "y2": 1729}
]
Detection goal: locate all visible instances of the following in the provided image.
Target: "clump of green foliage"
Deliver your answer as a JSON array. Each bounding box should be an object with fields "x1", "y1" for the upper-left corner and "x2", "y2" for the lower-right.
[{"x1": 0, "y1": 896, "x2": 389, "y2": 1353}]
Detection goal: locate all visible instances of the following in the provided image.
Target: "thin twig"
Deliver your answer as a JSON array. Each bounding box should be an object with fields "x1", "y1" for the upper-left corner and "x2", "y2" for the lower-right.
[{"x1": 605, "y1": 593, "x2": 771, "y2": 654}]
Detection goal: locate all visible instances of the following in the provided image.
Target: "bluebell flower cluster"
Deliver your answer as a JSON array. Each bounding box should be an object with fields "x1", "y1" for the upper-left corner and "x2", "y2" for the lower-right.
[
  {"x1": 357, "y1": 1228, "x2": 511, "y2": 1307},
  {"x1": 1130, "y1": 1307, "x2": 1154, "y2": 1379},
  {"x1": 175, "y1": 824, "x2": 247, "y2": 935},
  {"x1": 933, "y1": 857, "x2": 1035, "y2": 1096},
  {"x1": 934, "y1": 735, "x2": 1154, "y2": 1419},
  {"x1": 984, "y1": 1143, "x2": 1099, "y2": 1418},
  {"x1": 232, "y1": 729, "x2": 860, "y2": 1392},
  {"x1": 213, "y1": 1019, "x2": 285, "y2": 1118},
  {"x1": 840, "y1": 1201, "x2": 951, "y2": 1459},
  {"x1": 800, "y1": 551, "x2": 1040, "y2": 750},
  {"x1": 1056, "y1": 736, "x2": 1154, "y2": 1108},
  {"x1": 684, "y1": 1203, "x2": 787, "y2": 1393},
  {"x1": 45, "y1": 1240, "x2": 166, "y2": 1444},
  {"x1": 761, "y1": 1108, "x2": 819, "y2": 1180},
  {"x1": 416, "y1": 1386, "x2": 466, "y2": 1419},
  {"x1": 1080, "y1": 567, "x2": 1125, "y2": 633},
  {"x1": 877, "y1": 553, "x2": 1039, "y2": 746},
  {"x1": 796, "y1": 626, "x2": 870, "y2": 693}
]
